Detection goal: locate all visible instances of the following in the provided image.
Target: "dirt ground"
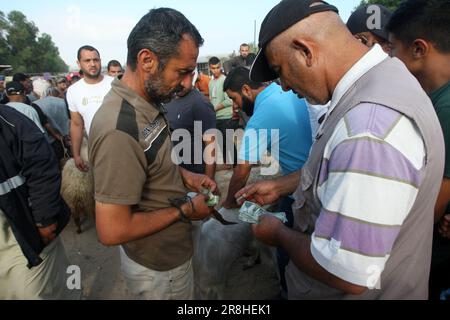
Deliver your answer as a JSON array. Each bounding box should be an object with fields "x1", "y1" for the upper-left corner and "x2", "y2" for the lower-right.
[{"x1": 60, "y1": 167, "x2": 281, "y2": 300}]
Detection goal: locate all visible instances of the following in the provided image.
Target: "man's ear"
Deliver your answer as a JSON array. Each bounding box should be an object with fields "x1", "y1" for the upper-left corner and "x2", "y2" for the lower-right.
[
  {"x1": 292, "y1": 39, "x2": 313, "y2": 67},
  {"x1": 241, "y1": 84, "x2": 253, "y2": 100},
  {"x1": 411, "y1": 39, "x2": 429, "y2": 60},
  {"x1": 137, "y1": 49, "x2": 159, "y2": 74},
  {"x1": 76, "y1": 60, "x2": 81, "y2": 70}
]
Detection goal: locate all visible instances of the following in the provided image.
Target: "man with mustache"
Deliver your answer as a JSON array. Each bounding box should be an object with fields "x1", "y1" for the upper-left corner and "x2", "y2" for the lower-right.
[
  {"x1": 236, "y1": 0, "x2": 444, "y2": 299},
  {"x1": 88, "y1": 8, "x2": 217, "y2": 300},
  {"x1": 67, "y1": 45, "x2": 113, "y2": 172}
]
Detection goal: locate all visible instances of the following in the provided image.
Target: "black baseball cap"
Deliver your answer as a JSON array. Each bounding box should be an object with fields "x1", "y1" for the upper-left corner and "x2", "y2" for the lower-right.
[
  {"x1": 250, "y1": 0, "x2": 339, "y2": 82},
  {"x1": 346, "y1": 4, "x2": 392, "y2": 41},
  {"x1": 6, "y1": 81, "x2": 25, "y2": 95},
  {"x1": 12, "y1": 73, "x2": 30, "y2": 82}
]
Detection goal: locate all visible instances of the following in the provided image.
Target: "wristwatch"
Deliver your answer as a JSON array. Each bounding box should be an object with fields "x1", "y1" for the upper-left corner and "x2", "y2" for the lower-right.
[{"x1": 169, "y1": 196, "x2": 193, "y2": 224}]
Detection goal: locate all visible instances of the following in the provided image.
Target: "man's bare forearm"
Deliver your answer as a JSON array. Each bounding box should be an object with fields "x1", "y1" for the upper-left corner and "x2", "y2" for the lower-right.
[
  {"x1": 277, "y1": 226, "x2": 366, "y2": 295},
  {"x1": 45, "y1": 123, "x2": 62, "y2": 141},
  {"x1": 226, "y1": 165, "x2": 251, "y2": 204},
  {"x1": 274, "y1": 170, "x2": 301, "y2": 197},
  {"x1": 204, "y1": 164, "x2": 216, "y2": 180},
  {"x1": 70, "y1": 123, "x2": 84, "y2": 158},
  {"x1": 203, "y1": 138, "x2": 216, "y2": 180},
  {"x1": 96, "y1": 203, "x2": 187, "y2": 246}
]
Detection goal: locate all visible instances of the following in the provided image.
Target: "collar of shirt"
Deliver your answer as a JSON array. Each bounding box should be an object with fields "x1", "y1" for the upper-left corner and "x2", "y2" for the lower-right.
[
  {"x1": 110, "y1": 76, "x2": 161, "y2": 120},
  {"x1": 316, "y1": 44, "x2": 388, "y2": 139}
]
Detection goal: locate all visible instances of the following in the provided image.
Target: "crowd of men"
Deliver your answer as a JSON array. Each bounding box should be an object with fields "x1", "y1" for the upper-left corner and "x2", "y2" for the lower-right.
[{"x1": 0, "y1": 0, "x2": 449, "y2": 301}]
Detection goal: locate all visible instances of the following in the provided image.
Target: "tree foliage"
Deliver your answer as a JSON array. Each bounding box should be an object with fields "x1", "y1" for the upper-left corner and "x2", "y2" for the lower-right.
[
  {"x1": 358, "y1": 0, "x2": 403, "y2": 12},
  {"x1": 0, "y1": 10, "x2": 68, "y2": 73}
]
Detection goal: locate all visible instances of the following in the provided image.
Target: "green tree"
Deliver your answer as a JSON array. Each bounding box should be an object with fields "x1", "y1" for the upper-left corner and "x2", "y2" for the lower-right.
[
  {"x1": 358, "y1": 0, "x2": 403, "y2": 12},
  {"x1": 0, "y1": 11, "x2": 13, "y2": 65},
  {"x1": 0, "y1": 10, "x2": 68, "y2": 73}
]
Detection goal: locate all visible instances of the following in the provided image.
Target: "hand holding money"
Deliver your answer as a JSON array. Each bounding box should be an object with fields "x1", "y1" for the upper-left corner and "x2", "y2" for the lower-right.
[
  {"x1": 238, "y1": 201, "x2": 287, "y2": 225},
  {"x1": 201, "y1": 188, "x2": 220, "y2": 207}
]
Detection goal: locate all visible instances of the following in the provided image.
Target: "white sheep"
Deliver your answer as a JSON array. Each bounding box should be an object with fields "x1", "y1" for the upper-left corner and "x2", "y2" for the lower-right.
[
  {"x1": 61, "y1": 137, "x2": 95, "y2": 234},
  {"x1": 193, "y1": 165, "x2": 280, "y2": 300}
]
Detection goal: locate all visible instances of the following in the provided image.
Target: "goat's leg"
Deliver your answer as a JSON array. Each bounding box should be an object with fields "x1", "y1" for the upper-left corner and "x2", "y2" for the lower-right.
[{"x1": 74, "y1": 214, "x2": 82, "y2": 234}]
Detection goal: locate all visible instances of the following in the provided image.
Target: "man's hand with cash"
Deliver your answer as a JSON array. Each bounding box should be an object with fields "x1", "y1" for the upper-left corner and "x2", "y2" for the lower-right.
[{"x1": 238, "y1": 201, "x2": 287, "y2": 225}]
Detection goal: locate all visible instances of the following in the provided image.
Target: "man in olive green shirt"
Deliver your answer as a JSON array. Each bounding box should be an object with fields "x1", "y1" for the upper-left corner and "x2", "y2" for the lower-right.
[
  {"x1": 89, "y1": 8, "x2": 216, "y2": 300},
  {"x1": 208, "y1": 57, "x2": 238, "y2": 166},
  {"x1": 388, "y1": 0, "x2": 450, "y2": 299}
]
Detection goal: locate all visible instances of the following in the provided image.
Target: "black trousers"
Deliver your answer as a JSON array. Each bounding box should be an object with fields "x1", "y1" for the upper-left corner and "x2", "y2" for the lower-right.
[{"x1": 276, "y1": 196, "x2": 295, "y2": 296}]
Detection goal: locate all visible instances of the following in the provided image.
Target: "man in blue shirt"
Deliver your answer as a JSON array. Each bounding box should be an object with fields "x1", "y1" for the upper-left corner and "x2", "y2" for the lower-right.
[{"x1": 222, "y1": 66, "x2": 312, "y2": 297}]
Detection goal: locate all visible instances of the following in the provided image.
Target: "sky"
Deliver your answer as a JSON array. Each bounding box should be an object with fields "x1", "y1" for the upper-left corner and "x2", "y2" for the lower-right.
[{"x1": 2, "y1": 0, "x2": 361, "y2": 70}]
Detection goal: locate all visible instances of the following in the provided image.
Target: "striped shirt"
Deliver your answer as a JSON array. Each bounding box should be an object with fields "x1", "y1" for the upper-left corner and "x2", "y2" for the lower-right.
[{"x1": 311, "y1": 103, "x2": 425, "y2": 287}]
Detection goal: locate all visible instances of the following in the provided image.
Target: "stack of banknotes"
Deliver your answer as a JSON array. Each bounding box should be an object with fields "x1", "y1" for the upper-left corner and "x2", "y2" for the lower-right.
[
  {"x1": 238, "y1": 201, "x2": 288, "y2": 224},
  {"x1": 201, "y1": 188, "x2": 220, "y2": 207}
]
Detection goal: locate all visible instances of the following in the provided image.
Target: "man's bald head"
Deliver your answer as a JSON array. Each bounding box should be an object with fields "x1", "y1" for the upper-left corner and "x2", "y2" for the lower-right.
[
  {"x1": 277, "y1": 11, "x2": 346, "y2": 43},
  {"x1": 265, "y1": 11, "x2": 369, "y2": 105}
]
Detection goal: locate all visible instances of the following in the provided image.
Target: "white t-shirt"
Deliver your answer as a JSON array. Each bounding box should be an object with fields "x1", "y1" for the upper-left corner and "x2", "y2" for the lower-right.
[
  {"x1": 305, "y1": 101, "x2": 328, "y2": 141},
  {"x1": 67, "y1": 75, "x2": 113, "y2": 135}
]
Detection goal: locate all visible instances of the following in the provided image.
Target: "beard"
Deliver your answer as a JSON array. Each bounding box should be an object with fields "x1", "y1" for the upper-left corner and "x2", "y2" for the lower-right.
[
  {"x1": 145, "y1": 72, "x2": 184, "y2": 105},
  {"x1": 242, "y1": 95, "x2": 255, "y2": 117},
  {"x1": 82, "y1": 68, "x2": 101, "y2": 79}
]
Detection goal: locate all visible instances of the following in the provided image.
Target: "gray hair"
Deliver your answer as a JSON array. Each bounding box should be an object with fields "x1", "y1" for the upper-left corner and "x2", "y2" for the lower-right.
[{"x1": 126, "y1": 8, "x2": 204, "y2": 71}]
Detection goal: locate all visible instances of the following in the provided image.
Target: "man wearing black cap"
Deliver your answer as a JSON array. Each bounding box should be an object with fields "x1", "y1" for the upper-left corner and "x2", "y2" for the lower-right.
[
  {"x1": 236, "y1": 0, "x2": 444, "y2": 299},
  {"x1": 0, "y1": 73, "x2": 33, "y2": 105},
  {"x1": 347, "y1": 4, "x2": 393, "y2": 55},
  {"x1": 12, "y1": 73, "x2": 32, "y2": 95},
  {"x1": 4, "y1": 82, "x2": 45, "y2": 134}
]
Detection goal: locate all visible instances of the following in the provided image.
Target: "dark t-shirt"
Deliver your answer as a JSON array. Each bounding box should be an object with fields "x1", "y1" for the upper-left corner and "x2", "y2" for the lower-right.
[
  {"x1": 165, "y1": 89, "x2": 216, "y2": 174},
  {"x1": 430, "y1": 81, "x2": 450, "y2": 178},
  {"x1": 224, "y1": 54, "x2": 256, "y2": 74}
]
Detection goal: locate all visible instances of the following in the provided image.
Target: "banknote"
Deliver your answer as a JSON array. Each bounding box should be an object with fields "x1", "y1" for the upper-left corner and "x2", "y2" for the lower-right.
[
  {"x1": 201, "y1": 188, "x2": 220, "y2": 207},
  {"x1": 238, "y1": 201, "x2": 287, "y2": 224}
]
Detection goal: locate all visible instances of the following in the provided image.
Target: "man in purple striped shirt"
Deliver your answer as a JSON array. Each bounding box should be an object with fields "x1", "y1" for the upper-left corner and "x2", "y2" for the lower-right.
[{"x1": 237, "y1": 0, "x2": 444, "y2": 299}]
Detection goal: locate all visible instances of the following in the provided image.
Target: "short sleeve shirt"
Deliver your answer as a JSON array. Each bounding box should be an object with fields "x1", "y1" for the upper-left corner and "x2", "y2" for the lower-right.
[
  {"x1": 239, "y1": 83, "x2": 312, "y2": 175},
  {"x1": 430, "y1": 81, "x2": 450, "y2": 177},
  {"x1": 66, "y1": 76, "x2": 113, "y2": 135},
  {"x1": 311, "y1": 103, "x2": 425, "y2": 287},
  {"x1": 89, "y1": 77, "x2": 192, "y2": 271},
  {"x1": 165, "y1": 89, "x2": 216, "y2": 174}
]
